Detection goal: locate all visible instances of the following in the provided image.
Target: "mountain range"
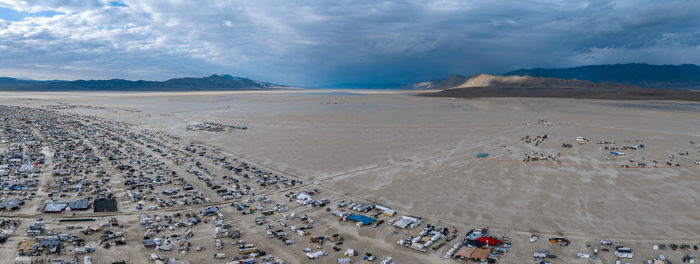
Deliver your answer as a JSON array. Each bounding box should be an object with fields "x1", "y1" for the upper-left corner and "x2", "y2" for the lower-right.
[
  {"x1": 503, "y1": 63, "x2": 700, "y2": 90},
  {"x1": 0, "y1": 74, "x2": 283, "y2": 91},
  {"x1": 0, "y1": 77, "x2": 55, "y2": 88},
  {"x1": 1, "y1": 64, "x2": 700, "y2": 102}
]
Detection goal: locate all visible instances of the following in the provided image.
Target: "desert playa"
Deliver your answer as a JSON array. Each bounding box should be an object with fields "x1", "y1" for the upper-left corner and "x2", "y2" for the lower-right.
[{"x1": 0, "y1": 91, "x2": 698, "y2": 263}]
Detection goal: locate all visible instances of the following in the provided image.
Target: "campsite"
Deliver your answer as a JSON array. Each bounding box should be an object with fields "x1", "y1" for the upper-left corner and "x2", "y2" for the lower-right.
[{"x1": 0, "y1": 92, "x2": 698, "y2": 264}]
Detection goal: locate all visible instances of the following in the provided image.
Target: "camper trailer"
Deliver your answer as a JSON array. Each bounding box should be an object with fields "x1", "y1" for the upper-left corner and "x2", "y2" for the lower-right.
[{"x1": 306, "y1": 250, "x2": 327, "y2": 259}]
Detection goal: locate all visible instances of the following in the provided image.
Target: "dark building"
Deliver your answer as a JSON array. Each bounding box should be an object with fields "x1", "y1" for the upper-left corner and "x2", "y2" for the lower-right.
[{"x1": 93, "y1": 198, "x2": 118, "y2": 213}]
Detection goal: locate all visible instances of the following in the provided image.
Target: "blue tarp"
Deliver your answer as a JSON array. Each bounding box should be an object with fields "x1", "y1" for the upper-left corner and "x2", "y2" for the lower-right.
[
  {"x1": 476, "y1": 153, "x2": 489, "y2": 158},
  {"x1": 348, "y1": 214, "x2": 376, "y2": 225}
]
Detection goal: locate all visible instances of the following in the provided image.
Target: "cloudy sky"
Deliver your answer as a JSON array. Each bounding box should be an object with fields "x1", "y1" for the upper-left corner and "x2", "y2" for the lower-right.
[{"x1": 1, "y1": 0, "x2": 699, "y2": 86}]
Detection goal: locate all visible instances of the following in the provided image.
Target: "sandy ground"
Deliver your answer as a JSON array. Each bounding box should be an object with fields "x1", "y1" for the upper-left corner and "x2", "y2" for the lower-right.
[{"x1": 0, "y1": 91, "x2": 699, "y2": 264}]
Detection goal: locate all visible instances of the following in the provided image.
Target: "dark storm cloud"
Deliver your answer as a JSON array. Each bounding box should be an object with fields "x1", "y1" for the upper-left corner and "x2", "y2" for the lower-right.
[{"x1": 0, "y1": 0, "x2": 699, "y2": 85}]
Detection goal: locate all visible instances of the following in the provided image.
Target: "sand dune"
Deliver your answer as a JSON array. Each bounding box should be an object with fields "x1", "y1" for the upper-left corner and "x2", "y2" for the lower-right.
[{"x1": 451, "y1": 74, "x2": 532, "y2": 89}]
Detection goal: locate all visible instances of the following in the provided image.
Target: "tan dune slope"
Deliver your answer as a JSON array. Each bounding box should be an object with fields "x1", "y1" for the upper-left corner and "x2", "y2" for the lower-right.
[{"x1": 451, "y1": 73, "x2": 532, "y2": 89}]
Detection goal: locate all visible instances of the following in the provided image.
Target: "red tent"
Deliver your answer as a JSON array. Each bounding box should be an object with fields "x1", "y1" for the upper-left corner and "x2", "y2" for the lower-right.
[{"x1": 476, "y1": 236, "x2": 501, "y2": 246}]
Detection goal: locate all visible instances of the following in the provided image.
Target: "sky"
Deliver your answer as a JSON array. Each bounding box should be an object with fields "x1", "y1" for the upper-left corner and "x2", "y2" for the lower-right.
[{"x1": 1, "y1": 0, "x2": 700, "y2": 86}]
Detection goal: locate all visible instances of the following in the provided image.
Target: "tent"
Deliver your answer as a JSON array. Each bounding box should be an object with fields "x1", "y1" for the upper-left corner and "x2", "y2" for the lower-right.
[
  {"x1": 348, "y1": 214, "x2": 376, "y2": 226},
  {"x1": 454, "y1": 246, "x2": 476, "y2": 259},
  {"x1": 69, "y1": 199, "x2": 89, "y2": 210},
  {"x1": 393, "y1": 216, "x2": 418, "y2": 229},
  {"x1": 470, "y1": 247, "x2": 492, "y2": 260},
  {"x1": 476, "y1": 236, "x2": 501, "y2": 246},
  {"x1": 15, "y1": 256, "x2": 32, "y2": 264},
  {"x1": 44, "y1": 202, "x2": 67, "y2": 213},
  {"x1": 93, "y1": 198, "x2": 118, "y2": 212}
]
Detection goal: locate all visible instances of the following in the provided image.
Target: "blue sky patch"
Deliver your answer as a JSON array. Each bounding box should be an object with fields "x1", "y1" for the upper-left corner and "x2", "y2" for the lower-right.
[
  {"x1": 0, "y1": 7, "x2": 62, "y2": 21},
  {"x1": 108, "y1": 1, "x2": 128, "y2": 7}
]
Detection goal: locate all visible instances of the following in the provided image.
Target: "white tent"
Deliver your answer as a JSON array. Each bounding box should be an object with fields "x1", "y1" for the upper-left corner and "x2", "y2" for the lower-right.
[{"x1": 15, "y1": 256, "x2": 32, "y2": 264}]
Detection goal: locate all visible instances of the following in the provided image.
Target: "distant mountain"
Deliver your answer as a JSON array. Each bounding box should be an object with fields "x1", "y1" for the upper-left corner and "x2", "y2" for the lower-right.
[
  {"x1": 504, "y1": 63, "x2": 700, "y2": 90},
  {"x1": 423, "y1": 73, "x2": 700, "y2": 101},
  {"x1": 0, "y1": 74, "x2": 286, "y2": 91},
  {"x1": 0, "y1": 77, "x2": 55, "y2": 88}
]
